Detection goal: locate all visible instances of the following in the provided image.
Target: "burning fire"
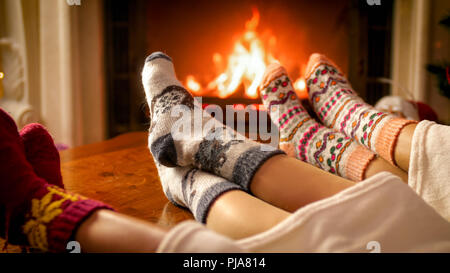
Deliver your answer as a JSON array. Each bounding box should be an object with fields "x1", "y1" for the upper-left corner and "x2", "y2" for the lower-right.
[
  {"x1": 186, "y1": 75, "x2": 201, "y2": 93},
  {"x1": 185, "y1": 8, "x2": 307, "y2": 99}
]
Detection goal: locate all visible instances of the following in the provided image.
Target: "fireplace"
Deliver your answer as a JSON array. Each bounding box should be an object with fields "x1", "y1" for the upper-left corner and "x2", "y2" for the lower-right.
[{"x1": 104, "y1": 0, "x2": 393, "y2": 138}]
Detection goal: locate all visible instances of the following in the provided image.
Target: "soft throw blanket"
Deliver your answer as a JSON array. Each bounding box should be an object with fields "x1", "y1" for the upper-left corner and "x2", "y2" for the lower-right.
[{"x1": 408, "y1": 120, "x2": 450, "y2": 221}]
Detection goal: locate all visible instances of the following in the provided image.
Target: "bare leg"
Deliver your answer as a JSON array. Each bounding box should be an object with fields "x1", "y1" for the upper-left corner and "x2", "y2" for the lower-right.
[
  {"x1": 250, "y1": 154, "x2": 356, "y2": 212},
  {"x1": 75, "y1": 191, "x2": 290, "y2": 251},
  {"x1": 75, "y1": 209, "x2": 168, "y2": 253},
  {"x1": 364, "y1": 156, "x2": 408, "y2": 183},
  {"x1": 394, "y1": 123, "x2": 417, "y2": 172},
  {"x1": 206, "y1": 190, "x2": 290, "y2": 239}
]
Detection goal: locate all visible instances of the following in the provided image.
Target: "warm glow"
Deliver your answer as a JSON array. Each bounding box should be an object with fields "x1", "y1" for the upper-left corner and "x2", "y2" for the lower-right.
[
  {"x1": 212, "y1": 53, "x2": 222, "y2": 64},
  {"x1": 294, "y1": 77, "x2": 306, "y2": 91},
  {"x1": 186, "y1": 75, "x2": 201, "y2": 94},
  {"x1": 184, "y1": 8, "x2": 306, "y2": 100},
  {"x1": 293, "y1": 77, "x2": 308, "y2": 99},
  {"x1": 0, "y1": 72, "x2": 4, "y2": 79}
]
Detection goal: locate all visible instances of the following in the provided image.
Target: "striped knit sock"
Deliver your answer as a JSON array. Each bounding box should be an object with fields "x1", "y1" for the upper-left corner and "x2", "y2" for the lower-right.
[
  {"x1": 156, "y1": 163, "x2": 241, "y2": 223},
  {"x1": 305, "y1": 54, "x2": 418, "y2": 165},
  {"x1": 259, "y1": 63, "x2": 376, "y2": 181},
  {"x1": 142, "y1": 52, "x2": 284, "y2": 191}
]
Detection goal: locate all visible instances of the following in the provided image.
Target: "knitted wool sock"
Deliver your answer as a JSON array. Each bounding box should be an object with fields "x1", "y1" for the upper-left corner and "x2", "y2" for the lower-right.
[
  {"x1": 0, "y1": 108, "x2": 113, "y2": 252},
  {"x1": 142, "y1": 52, "x2": 284, "y2": 191},
  {"x1": 258, "y1": 63, "x2": 376, "y2": 181},
  {"x1": 20, "y1": 123, "x2": 64, "y2": 189},
  {"x1": 305, "y1": 54, "x2": 418, "y2": 165},
  {"x1": 156, "y1": 163, "x2": 242, "y2": 223}
]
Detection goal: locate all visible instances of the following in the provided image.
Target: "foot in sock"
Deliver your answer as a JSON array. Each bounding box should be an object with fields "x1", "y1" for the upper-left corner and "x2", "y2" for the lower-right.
[
  {"x1": 0, "y1": 108, "x2": 112, "y2": 252},
  {"x1": 258, "y1": 63, "x2": 376, "y2": 181},
  {"x1": 156, "y1": 163, "x2": 242, "y2": 224},
  {"x1": 305, "y1": 54, "x2": 417, "y2": 165},
  {"x1": 141, "y1": 52, "x2": 285, "y2": 191},
  {"x1": 20, "y1": 123, "x2": 64, "y2": 189}
]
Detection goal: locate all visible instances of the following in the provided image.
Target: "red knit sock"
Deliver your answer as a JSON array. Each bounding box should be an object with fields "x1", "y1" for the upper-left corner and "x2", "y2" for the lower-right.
[
  {"x1": 0, "y1": 108, "x2": 113, "y2": 252},
  {"x1": 20, "y1": 123, "x2": 64, "y2": 189}
]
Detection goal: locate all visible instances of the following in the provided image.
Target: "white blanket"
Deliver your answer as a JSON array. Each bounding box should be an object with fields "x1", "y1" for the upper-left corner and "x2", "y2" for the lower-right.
[{"x1": 408, "y1": 120, "x2": 450, "y2": 221}]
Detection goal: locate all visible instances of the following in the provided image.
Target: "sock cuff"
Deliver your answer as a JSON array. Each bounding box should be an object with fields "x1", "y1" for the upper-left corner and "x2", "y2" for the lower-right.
[
  {"x1": 46, "y1": 199, "x2": 114, "y2": 252},
  {"x1": 231, "y1": 147, "x2": 286, "y2": 191},
  {"x1": 345, "y1": 145, "x2": 376, "y2": 181},
  {"x1": 375, "y1": 118, "x2": 418, "y2": 166},
  {"x1": 196, "y1": 182, "x2": 242, "y2": 224}
]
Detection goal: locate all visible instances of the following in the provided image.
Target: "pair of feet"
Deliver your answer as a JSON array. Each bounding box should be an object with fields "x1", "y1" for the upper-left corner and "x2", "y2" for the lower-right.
[
  {"x1": 0, "y1": 111, "x2": 112, "y2": 252},
  {"x1": 142, "y1": 52, "x2": 417, "y2": 223},
  {"x1": 260, "y1": 54, "x2": 416, "y2": 180}
]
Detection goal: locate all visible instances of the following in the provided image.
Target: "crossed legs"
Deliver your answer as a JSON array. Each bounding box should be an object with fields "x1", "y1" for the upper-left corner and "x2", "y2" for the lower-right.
[
  {"x1": 75, "y1": 123, "x2": 416, "y2": 251},
  {"x1": 75, "y1": 122, "x2": 415, "y2": 252}
]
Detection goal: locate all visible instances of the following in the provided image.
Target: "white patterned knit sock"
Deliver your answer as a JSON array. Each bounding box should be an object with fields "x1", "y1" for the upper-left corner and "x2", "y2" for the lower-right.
[{"x1": 142, "y1": 52, "x2": 285, "y2": 191}]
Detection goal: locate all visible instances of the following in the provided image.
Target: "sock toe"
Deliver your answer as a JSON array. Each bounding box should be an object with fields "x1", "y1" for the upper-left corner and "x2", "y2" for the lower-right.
[
  {"x1": 141, "y1": 51, "x2": 181, "y2": 103},
  {"x1": 258, "y1": 62, "x2": 286, "y2": 93},
  {"x1": 305, "y1": 53, "x2": 340, "y2": 79},
  {"x1": 20, "y1": 123, "x2": 64, "y2": 188},
  {"x1": 145, "y1": 51, "x2": 172, "y2": 63},
  {"x1": 20, "y1": 123, "x2": 51, "y2": 141}
]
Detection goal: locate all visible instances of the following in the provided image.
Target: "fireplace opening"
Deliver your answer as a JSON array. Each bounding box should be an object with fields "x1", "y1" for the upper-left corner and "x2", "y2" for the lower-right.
[{"x1": 104, "y1": 0, "x2": 393, "y2": 138}]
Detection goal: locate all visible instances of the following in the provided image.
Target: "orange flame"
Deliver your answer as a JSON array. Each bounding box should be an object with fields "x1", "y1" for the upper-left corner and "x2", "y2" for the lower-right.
[
  {"x1": 185, "y1": 8, "x2": 305, "y2": 100},
  {"x1": 206, "y1": 8, "x2": 275, "y2": 99},
  {"x1": 186, "y1": 75, "x2": 201, "y2": 94}
]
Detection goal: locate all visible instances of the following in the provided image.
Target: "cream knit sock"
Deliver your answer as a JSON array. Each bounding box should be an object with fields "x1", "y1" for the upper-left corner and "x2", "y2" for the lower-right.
[
  {"x1": 142, "y1": 52, "x2": 285, "y2": 191},
  {"x1": 156, "y1": 163, "x2": 241, "y2": 223}
]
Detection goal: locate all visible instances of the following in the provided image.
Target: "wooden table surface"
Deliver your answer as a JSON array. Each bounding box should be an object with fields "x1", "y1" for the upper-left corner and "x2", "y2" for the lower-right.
[
  {"x1": 1, "y1": 132, "x2": 193, "y2": 252},
  {"x1": 59, "y1": 131, "x2": 193, "y2": 225}
]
